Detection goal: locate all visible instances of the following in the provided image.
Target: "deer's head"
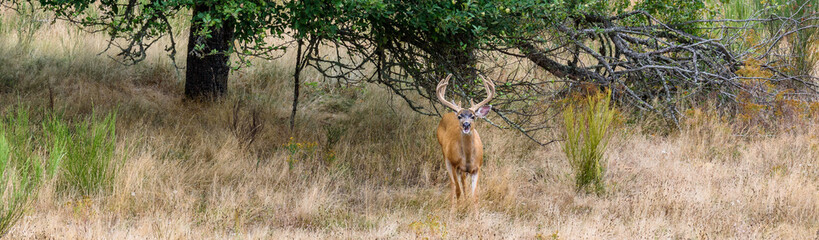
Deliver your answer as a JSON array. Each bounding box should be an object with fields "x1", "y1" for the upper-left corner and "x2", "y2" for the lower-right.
[{"x1": 436, "y1": 74, "x2": 496, "y2": 135}]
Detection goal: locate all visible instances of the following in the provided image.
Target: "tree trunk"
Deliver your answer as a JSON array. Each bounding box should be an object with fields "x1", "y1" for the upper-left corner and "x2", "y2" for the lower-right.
[
  {"x1": 184, "y1": 3, "x2": 235, "y2": 100},
  {"x1": 290, "y1": 39, "x2": 304, "y2": 132}
]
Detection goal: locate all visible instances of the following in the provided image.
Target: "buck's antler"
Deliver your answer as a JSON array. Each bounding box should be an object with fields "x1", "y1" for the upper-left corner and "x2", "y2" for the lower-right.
[
  {"x1": 468, "y1": 75, "x2": 495, "y2": 112},
  {"x1": 436, "y1": 74, "x2": 463, "y2": 112}
]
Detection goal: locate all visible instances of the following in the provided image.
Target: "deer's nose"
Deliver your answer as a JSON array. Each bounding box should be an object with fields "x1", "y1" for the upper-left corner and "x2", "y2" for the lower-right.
[{"x1": 462, "y1": 122, "x2": 471, "y2": 128}]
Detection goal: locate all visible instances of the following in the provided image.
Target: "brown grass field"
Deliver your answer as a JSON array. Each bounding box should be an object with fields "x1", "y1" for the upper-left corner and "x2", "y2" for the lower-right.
[{"x1": 1, "y1": 10, "x2": 819, "y2": 240}]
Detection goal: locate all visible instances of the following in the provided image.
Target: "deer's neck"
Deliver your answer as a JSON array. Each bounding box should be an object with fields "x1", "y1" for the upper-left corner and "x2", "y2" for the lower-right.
[{"x1": 460, "y1": 133, "x2": 476, "y2": 159}]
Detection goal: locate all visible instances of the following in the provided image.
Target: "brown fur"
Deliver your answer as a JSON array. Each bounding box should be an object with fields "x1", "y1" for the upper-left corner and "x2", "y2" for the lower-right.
[{"x1": 436, "y1": 111, "x2": 484, "y2": 202}]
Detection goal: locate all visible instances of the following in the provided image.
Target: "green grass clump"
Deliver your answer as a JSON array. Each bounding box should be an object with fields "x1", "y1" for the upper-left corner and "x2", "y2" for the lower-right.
[
  {"x1": 0, "y1": 106, "x2": 118, "y2": 236},
  {"x1": 58, "y1": 111, "x2": 118, "y2": 196},
  {"x1": 42, "y1": 113, "x2": 69, "y2": 179},
  {"x1": 563, "y1": 90, "x2": 616, "y2": 195},
  {"x1": 0, "y1": 108, "x2": 42, "y2": 237}
]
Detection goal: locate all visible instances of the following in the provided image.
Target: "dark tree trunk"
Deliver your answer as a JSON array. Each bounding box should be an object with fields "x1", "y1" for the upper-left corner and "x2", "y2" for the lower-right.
[
  {"x1": 290, "y1": 39, "x2": 304, "y2": 132},
  {"x1": 184, "y1": 3, "x2": 235, "y2": 100}
]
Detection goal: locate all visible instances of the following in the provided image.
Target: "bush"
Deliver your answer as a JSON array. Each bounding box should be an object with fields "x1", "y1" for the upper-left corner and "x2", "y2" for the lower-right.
[{"x1": 562, "y1": 90, "x2": 616, "y2": 194}]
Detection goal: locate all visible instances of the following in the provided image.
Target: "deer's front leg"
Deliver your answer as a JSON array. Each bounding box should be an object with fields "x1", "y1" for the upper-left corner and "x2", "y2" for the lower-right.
[
  {"x1": 460, "y1": 172, "x2": 468, "y2": 199},
  {"x1": 444, "y1": 159, "x2": 461, "y2": 202},
  {"x1": 469, "y1": 171, "x2": 480, "y2": 203}
]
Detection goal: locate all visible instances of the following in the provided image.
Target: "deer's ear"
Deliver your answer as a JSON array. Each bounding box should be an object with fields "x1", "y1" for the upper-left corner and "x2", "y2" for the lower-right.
[{"x1": 475, "y1": 105, "x2": 492, "y2": 118}]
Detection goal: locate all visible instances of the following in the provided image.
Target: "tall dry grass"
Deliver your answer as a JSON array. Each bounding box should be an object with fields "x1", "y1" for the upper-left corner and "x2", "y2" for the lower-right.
[{"x1": 0, "y1": 8, "x2": 817, "y2": 239}]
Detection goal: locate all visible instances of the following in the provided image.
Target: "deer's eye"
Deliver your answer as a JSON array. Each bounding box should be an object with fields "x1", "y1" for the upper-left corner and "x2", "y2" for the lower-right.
[{"x1": 457, "y1": 115, "x2": 463, "y2": 119}]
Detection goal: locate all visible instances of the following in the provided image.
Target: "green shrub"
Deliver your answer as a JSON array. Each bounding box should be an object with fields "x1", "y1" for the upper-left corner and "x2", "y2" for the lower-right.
[{"x1": 562, "y1": 90, "x2": 616, "y2": 195}]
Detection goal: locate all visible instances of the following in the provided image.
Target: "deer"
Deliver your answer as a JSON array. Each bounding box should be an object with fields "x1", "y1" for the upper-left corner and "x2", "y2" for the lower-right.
[{"x1": 435, "y1": 73, "x2": 495, "y2": 204}]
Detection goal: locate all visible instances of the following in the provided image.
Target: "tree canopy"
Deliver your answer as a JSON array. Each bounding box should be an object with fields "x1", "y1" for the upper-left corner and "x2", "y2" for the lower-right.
[
  {"x1": 4, "y1": 0, "x2": 818, "y2": 143},
  {"x1": 296, "y1": 0, "x2": 819, "y2": 143}
]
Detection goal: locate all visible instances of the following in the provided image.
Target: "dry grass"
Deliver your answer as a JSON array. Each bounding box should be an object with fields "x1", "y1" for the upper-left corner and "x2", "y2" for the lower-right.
[{"x1": 2, "y1": 12, "x2": 819, "y2": 239}]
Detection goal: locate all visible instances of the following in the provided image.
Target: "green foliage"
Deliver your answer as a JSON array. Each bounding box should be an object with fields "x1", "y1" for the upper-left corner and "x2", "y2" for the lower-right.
[
  {"x1": 58, "y1": 111, "x2": 118, "y2": 196},
  {"x1": 35, "y1": 0, "x2": 288, "y2": 64},
  {"x1": 606, "y1": 0, "x2": 714, "y2": 35},
  {"x1": 633, "y1": 0, "x2": 709, "y2": 24},
  {"x1": 562, "y1": 90, "x2": 616, "y2": 195},
  {"x1": 283, "y1": 137, "x2": 318, "y2": 169}
]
